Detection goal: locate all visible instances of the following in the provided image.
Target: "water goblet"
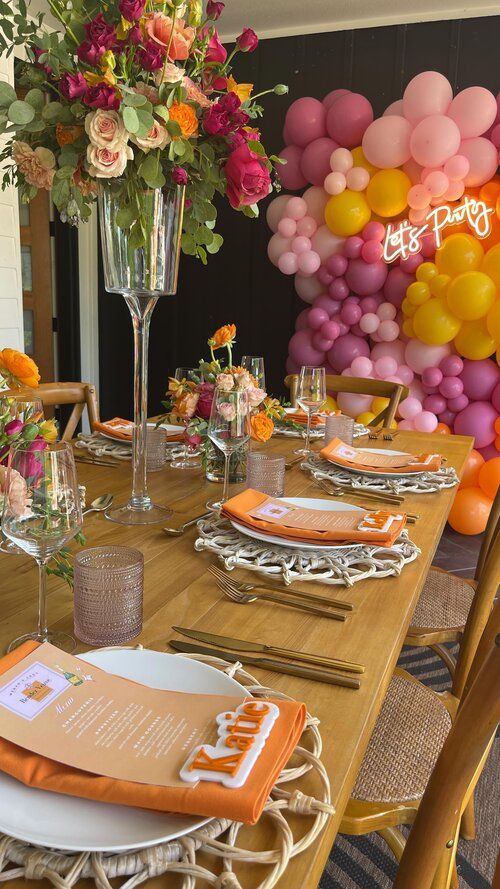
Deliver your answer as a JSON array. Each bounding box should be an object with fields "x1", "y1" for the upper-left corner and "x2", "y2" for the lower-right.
[
  {"x1": 206, "y1": 387, "x2": 249, "y2": 511},
  {"x1": 241, "y1": 356, "x2": 266, "y2": 391},
  {"x1": 171, "y1": 366, "x2": 202, "y2": 470},
  {"x1": 294, "y1": 366, "x2": 326, "y2": 457}
]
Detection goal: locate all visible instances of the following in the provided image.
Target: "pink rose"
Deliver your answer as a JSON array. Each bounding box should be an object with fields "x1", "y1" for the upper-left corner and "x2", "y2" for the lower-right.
[
  {"x1": 12, "y1": 141, "x2": 55, "y2": 190},
  {"x1": 134, "y1": 82, "x2": 160, "y2": 104},
  {"x1": 199, "y1": 26, "x2": 227, "y2": 63},
  {"x1": 247, "y1": 386, "x2": 266, "y2": 407},
  {"x1": 59, "y1": 72, "x2": 87, "y2": 100},
  {"x1": 131, "y1": 121, "x2": 169, "y2": 151},
  {"x1": 83, "y1": 84, "x2": 120, "y2": 111},
  {"x1": 182, "y1": 75, "x2": 212, "y2": 109},
  {"x1": 216, "y1": 373, "x2": 234, "y2": 391},
  {"x1": 0, "y1": 465, "x2": 30, "y2": 518},
  {"x1": 236, "y1": 27, "x2": 258, "y2": 52},
  {"x1": 219, "y1": 401, "x2": 236, "y2": 422},
  {"x1": 233, "y1": 370, "x2": 253, "y2": 390},
  {"x1": 155, "y1": 63, "x2": 184, "y2": 85},
  {"x1": 85, "y1": 109, "x2": 127, "y2": 149},
  {"x1": 224, "y1": 143, "x2": 271, "y2": 209},
  {"x1": 87, "y1": 143, "x2": 134, "y2": 178},
  {"x1": 196, "y1": 382, "x2": 215, "y2": 420},
  {"x1": 144, "y1": 14, "x2": 195, "y2": 61}
]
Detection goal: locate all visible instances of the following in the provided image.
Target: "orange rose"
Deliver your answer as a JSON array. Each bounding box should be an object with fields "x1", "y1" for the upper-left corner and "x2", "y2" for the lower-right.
[
  {"x1": 209, "y1": 324, "x2": 236, "y2": 349},
  {"x1": 0, "y1": 349, "x2": 40, "y2": 388},
  {"x1": 168, "y1": 102, "x2": 198, "y2": 138},
  {"x1": 249, "y1": 411, "x2": 274, "y2": 442},
  {"x1": 175, "y1": 391, "x2": 199, "y2": 419},
  {"x1": 55, "y1": 123, "x2": 84, "y2": 147}
]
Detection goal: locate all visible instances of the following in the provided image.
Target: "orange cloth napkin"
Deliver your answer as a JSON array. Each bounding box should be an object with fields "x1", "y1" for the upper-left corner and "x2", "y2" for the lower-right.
[
  {"x1": 93, "y1": 418, "x2": 184, "y2": 443},
  {"x1": 286, "y1": 409, "x2": 338, "y2": 427},
  {"x1": 320, "y1": 437, "x2": 442, "y2": 475},
  {"x1": 0, "y1": 642, "x2": 306, "y2": 825},
  {"x1": 221, "y1": 489, "x2": 406, "y2": 548}
]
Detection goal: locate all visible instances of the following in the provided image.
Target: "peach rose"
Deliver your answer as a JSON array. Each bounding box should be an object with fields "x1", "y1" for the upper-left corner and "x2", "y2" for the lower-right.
[
  {"x1": 155, "y1": 63, "x2": 185, "y2": 86},
  {"x1": 216, "y1": 373, "x2": 234, "y2": 391},
  {"x1": 85, "y1": 109, "x2": 128, "y2": 149},
  {"x1": 182, "y1": 75, "x2": 212, "y2": 109},
  {"x1": 131, "y1": 121, "x2": 170, "y2": 151},
  {"x1": 0, "y1": 465, "x2": 30, "y2": 518},
  {"x1": 12, "y1": 142, "x2": 55, "y2": 190},
  {"x1": 247, "y1": 386, "x2": 266, "y2": 407},
  {"x1": 87, "y1": 143, "x2": 134, "y2": 178},
  {"x1": 144, "y1": 14, "x2": 195, "y2": 61}
]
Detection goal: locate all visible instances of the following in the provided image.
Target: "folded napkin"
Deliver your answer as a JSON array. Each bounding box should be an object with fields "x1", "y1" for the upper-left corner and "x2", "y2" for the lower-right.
[
  {"x1": 0, "y1": 642, "x2": 306, "y2": 825},
  {"x1": 285, "y1": 409, "x2": 338, "y2": 427},
  {"x1": 93, "y1": 418, "x2": 184, "y2": 443},
  {"x1": 221, "y1": 489, "x2": 406, "y2": 548},
  {"x1": 320, "y1": 438, "x2": 442, "y2": 475}
]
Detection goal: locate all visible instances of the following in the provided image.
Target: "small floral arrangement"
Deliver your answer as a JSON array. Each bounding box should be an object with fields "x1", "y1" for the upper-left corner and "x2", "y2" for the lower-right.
[{"x1": 0, "y1": 0, "x2": 287, "y2": 263}]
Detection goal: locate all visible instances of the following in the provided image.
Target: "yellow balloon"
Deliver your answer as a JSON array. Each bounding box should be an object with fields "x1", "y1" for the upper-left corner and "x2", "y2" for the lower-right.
[
  {"x1": 430, "y1": 273, "x2": 451, "y2": 298},
  {"x1": 351, "y1": 146, "x2": 378, "y2": 176},
  {"x1": 407, "y1": 281, "x2": 430, "y2": 306},
  {"x1": 401, "y1": 297, "x2": 417, "y2": 317},
  {"x1": 435, "y1": 233, "x2": 484, "y2": 277},
  {"x1": 356, "y1": 411, "x2": 376, "y2": 427},
  {"x1": 481, "y1": 243, "x2": 500, "y2": 292},
  {"x1": 324, "y1": 190, "x2": 371, "y2": 237},
  {"x1": 486, "y1": 300, "x2": 500, "y2": 342},
  {"x1": 371, "y1": 396, "x2": 389, "y2": 416},
  {"x1": 447, "y1": 271, "x2": 496, "y2": 321},
  {"x1": 454, "y1": 319, "x2": 496, "y2": 360},
  {"x1": 415, "y1": 262, "x2": 438, "y2": 283},
  {"x1": 366, "y1": 169, "x2": 410, "y2": 218},
  {"x1": 325, "y1": 395, "x2": 338, "y2": 411},
  {"x1": 402, "y1": 319, "x2": 415, "y2": 338},
  {"x1": 413, "y1": 298, "x2": 462, "y2": 345}
]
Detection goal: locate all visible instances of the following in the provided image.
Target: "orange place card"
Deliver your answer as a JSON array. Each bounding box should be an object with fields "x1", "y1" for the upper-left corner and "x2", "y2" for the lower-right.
[{"x1": 320, "y1": 438, "x2": 442, "y2": 474}]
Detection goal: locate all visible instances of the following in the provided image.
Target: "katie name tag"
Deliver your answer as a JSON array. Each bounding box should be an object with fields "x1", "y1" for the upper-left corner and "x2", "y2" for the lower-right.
[{"x1": 180, "y1": 700, "x2": 280, "y2": 788}]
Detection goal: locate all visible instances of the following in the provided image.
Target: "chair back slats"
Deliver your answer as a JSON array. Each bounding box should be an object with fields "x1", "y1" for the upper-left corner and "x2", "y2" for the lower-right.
[
  {"x1": 1, "y1": 382, "x2": 99, "y2": 441},
  {"x1": 284, "y1": 374, "x2": 408, "y2": 427},
  {"x1": 394, "y1": 600, "x2": 500, "y2": 889},
  {"x1": 475, "y1": 487, "x2": 500, "y2": 580}
]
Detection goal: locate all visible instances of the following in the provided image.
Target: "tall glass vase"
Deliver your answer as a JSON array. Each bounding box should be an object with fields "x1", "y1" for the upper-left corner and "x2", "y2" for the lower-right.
[{"x1": 98, "y1": 181, "x2": 185, "y2": 525}]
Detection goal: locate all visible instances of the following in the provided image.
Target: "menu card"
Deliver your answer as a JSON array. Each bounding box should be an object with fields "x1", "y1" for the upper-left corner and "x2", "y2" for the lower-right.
[
  {"x1": 324, "y1": 440, "x2": 440, "y2": 468},
  {"x1": 248, "y1": 497, "x2": 403, "y2": 536},
  {"x1": 0, "y1": 643, "x2": 246, "y2": 788}
]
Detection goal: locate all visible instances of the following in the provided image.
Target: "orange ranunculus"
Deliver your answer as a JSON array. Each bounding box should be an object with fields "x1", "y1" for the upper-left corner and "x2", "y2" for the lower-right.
[
  {"x1": 249, "y1": 411, "x2": 274, "y2": 442},
  {"x1": 209, "y1": 324, "x2": 236, "y2": 349},
  {"x1": 175, "y1": 390, "x2": 199, "y2": 419},
  {"x1": 168, "y1": 102, "x2": 198, "y2": 138},
  {"x1": 55, "y1": 123, "x2": 84, "y2": 147},
  {"x1": 0, "y1": 349, "x2": 40, "y2": 388},
  {"x1": 226, "y1": 75, "x2": 253, "y2": 103}
]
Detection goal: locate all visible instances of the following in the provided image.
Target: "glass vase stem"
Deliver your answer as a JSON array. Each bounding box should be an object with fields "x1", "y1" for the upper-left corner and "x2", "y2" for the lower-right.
[
  {"x1": 222, "y1": 451, "x2": 231, "y2": 505},
  {"x1": 125, "y1": 293, "x2": 157, "y2": 511}
]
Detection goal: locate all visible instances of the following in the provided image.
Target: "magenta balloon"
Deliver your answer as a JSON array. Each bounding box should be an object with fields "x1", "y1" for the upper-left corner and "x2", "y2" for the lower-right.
[
  {"x1": 362, "y1": 221, "x2": 386, "y2": 242},
  {"x1": 321, "y1": 320, "x2": 340, "y2": 340},
  {"x1": 492, "y1": 381, "x2": 500, "y2": 414},
  {"x1": 312, "y1": 332, "x2": 334, "y2": 351},
  {"x1": 323, "y1": 88, "x2": 350, "y2": 111},
  {"x1": 422, "y1": 366, "x2": 443, "y2": 388},
  {"x1": 288, "y1": 328, "x2": 326, "y2": 366},
  {"x1": 285, "y1": 97, "x2": 327, "y2": 148},
  {"x1": 460, "y1": 358, "x2": 500, "y2": 401},
  {"x1": 477, "y1": 443, "x2": 500, "y2": 461},
  {"x1": 439, "y1": 376, "x2": 463, "y2": 399},
  {"x1": 460, "y1": 137, "x2": 499, "y2": 187},
  {"x1": 286, "y1": 355, "x2": 300, "y2": 374},
  {"x1": 311, "y1": 225, "x2": 345, "y2": 262},
  {"x1": 422, "y1": 383, "x2": 438, "y2": 395},
  {"x1": 282, "y1": 120, "x2": 292, "y2": 145},
  {"x1": 277, "y1": 145, "x2": 308, "y2": 190},
  {"x1": 439, "y1": 354, "x2": 463, "y2": 377},
  {"x1": 345, "y1": 257, "x2": 388, "y2": 297},
  {"x1": 404, "y1": 339, "x2": 451, "y2": 375},
  {"x1": 438, "y1": 410, "x2": 455, "y2": 427},
  {"x1": 361, "y1": 240, "x2": 383, "y2": 263},
  {"x1": 360, "y1": 297, "x2": 378, "y2": 313},
  {"x1": 454, "y1": 401, "x2": 498, "y2": 449},
  {"x1": 491, "y1": 124, "x2": 500, "y2": 149},
  {"x1": 302, "y1": 186, "x2": 329, "y2": 225},
  {"x1": 294, "y1": 272, "x2": 324, "y2": 304},
  {"x1": 399, "y1": 252, "x2": 423, "y2": 274},
  {"x1": 402, "y1": 71, "x2": 453, "y2": 124},
  {"x1": 424, "y1": 394, "x2": 446, "y2": 414},
  {"x1": 295, "y1": 308, "x2": 311, "y2": 331},
  {"x1": 326, "y1": 254, "x2": 348, "y2": 276},
  {"x1": 300, "y1": 137, "x2": 339, "y2": 186},
  {"x1": 410, "y1": 115, "x2": 461, "y2": 167},
  {"x1": 267, "y1": 233, "x2": 292, "y2": 266},
  {"x1": 447, "y1": 87, "x2": 497, "y2": 139},
  {"x1": 308, "y1": 307, "x2": 330, "y2": 330},
  {"x1": 313, "y1": 294, "x2": 340, "y2": 315},
  {"x1": 337, "y1": 392, "x2": 373, "y2": 417},
  {"x1": 329, "y1": 278, "x2": 349, "y2": 300},
  {"x1": 362, "y1": 115, "x2": 412, "y2": 168},
  {"x1": 340, "y1": 303, "x2": 362, "y2": 326},
  {"x1": 327, "y1": 333, "x2": 370, "y2": 372},
  {"x1": 317, "y1": 266, "x2": 333, "y2": 286},
  {"x1": 447, "y1": 393, "x2": 469, "y2": 413},
  {"x1": 326, "y1": 93, "x2": 374, "y2": 148},
  {"x1": 383, "y1": 267, "x2": 414, "y2": 308},
  {"x1": 344, "y1": 236, "x2": 364, "y2": 259}
]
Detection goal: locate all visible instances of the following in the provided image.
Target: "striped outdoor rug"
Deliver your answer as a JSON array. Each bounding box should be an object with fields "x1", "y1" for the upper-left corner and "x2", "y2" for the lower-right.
[{"x1": 321, "y1": 643, "x2": 499, "y2": 888}]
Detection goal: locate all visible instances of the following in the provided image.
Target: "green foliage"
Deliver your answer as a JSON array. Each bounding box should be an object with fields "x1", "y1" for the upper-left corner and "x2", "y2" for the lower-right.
[{"x1": 8, "y1": 100, "x2": 35, "y2": 126}]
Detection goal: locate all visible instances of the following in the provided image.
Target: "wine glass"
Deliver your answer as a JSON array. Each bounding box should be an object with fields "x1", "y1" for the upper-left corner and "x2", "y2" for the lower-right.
[
  {"x1": 207, "y1": 388, "x2": 249, "y2": 511},
  {"x1": 294, "y1": 366, "x2": 326, "y2": 457},
  {"x1": 1, "y1": 441, "x2": 83, "y2": 652},
  {"x1": 0, "y1": 394, "x2": 45, "y2": 555},
  {"x1": 171, "y1": 367, "x2": 202, "y2": 470},
  {"x1": 241, "y1": 356, "x2": 266, "y2": 391}
]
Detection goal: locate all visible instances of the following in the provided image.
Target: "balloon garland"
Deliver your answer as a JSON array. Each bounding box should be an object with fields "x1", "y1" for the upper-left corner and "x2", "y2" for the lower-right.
[{"x1": 266, "y1": 72, "x2": 500, "y2": 534}]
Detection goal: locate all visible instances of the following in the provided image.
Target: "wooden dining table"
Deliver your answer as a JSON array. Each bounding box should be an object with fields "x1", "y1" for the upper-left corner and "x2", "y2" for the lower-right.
[{"x1": 0, "y1": 429, "x2": 472, "y2": 889}]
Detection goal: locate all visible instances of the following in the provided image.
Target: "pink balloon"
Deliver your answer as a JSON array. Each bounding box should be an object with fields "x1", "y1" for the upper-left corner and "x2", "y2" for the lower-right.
[
  {"x1": 371, "y1": 341, "x2": 406, "y2": 365},
  {"x1": 282, "y1": 121, "x2": 292, "y2": 146},
  {"x1": 286, "y1": 355, "x2": 300, "y2": 374},
  {"x1": 330, "y1": 147, "x2": 354, "y2": 173},
  {"x1": 346, "y1": 167, "x2": 370, "y2": 191},
  {"x1": 296, "y1": 215, "x2": 318, "y2": 237},
  {"x1": 328, "y1": 333, "x2": 370, "y2": 372},
  {"x1": 399, "y1": 396, "x2": 423, "y2": 419},
  {"x1": 384, "y1": 99, "x2": 404, "y2": 116},
  {"x1": 324, "y1": 171, "x2": 346, "y2": 195},
  {"x1": 492, "y1": 381, "x2": 500, "y2": 413},
  {"x1": 454, "y1": 401, "x2": 498, "y2": 449},
  {"x1": 459, "y1": 137, "x2": 499, "y2": 186},
  {"x1": 277, "y1": 146, "x2": 308, "y2": 190},
  {"x1": 414, "y1": 410, "x2": 438, "y2": 432},
  {"x1": 351, "y1": 356, "x2": 373, "y2": 377},
  {"x1": 383, "y1": 267, "x2": 414, "y2": 308},
  {"x1": 266, "y1": 194, "x2": 290, "y2": 232},
  {"x1": 443, "y1": 154, "x2": 470, "y2": 181},
  {"x1": 410, "y1": 115, "x2": 461, "y2": 167},
  {"x1": 378, "y1": 320, "x2": 399, "y2": 341},
  {"x1": 295, "y1": 308, "x2": 311, "y2": 331},
  {"x1": 409, "y1": 379, "x2": 425, "y2": 402},
  {"x1": 360, "y1": 295, "x2": 380, "y2": 312},
  {"x1": 297, "y1": 250, "x2": 321, "y2": 276},
  {"x1": 440, "y1": 355, "x2": 463, "y2": 376},
  {"x1": 361, "y1": 240, "x2": 383, "y2": 263},
  {"x1": 300, "y1": 137, "x2": 339, "y2": 186},
  {"x1": 362, "y1": 221, "x2": 386, "y2": 242},
  {"x1": 312, "y1": 332, "x2": 334, "y2": 351},
  {"x1": 405, "y1": 339, "x2": 451, "y2": 375},
  {"x1": 311, "y1": 225, "x2": 345, "y2": 262},
  {"x1": 267, "y1": 233, "x2": 292, "y2": 266},
  {"x1": 424, "y1": 170, "x2": 449, "y2": 197},
  {"x1": 460, "y1": 358, "x2": 500, "y2": 401},
  {"x1": 278, "y1": 252, "x2": 298, "y2": 274},
  {"x1": 294, "y1": 273, "x2": 324, "y2": 304},
  {"x1": 447, "y1": 393, "x2": 469, "y2": 413},
  {"x1": 326, "y1": 254, "x2": 348, "y2": 276},
  {"x1": 340, "y1": 302, "x2": 362, "y2": 326},
  {"x1": 286, "y1": 196, "x2": 308, "y2": 220},
  {"x1": 408, "y1": 183, "x2": 431, "y2": 210},
  {"x1": 397, "y1": 364, "x2": 414, "y2": 386},
  {"x1": 439, "y1": 376, "x2": 463, "y2": 400},
  {"x1": 377, "y1": 302, "x2": 397, "y2": 321},
  {"x1": 491, "y1": 124, "x2": 500, "y2": 149},
  {"x1": 321, "y1": 320, "x2": 340, "y2": 340},
  {"x1": 317, "y1": 267, "x2": 333, "y2": 286},
  {"x1": 323, "y1": 89, "x2": 350, "y2": 111},
  {"x1": 326, "y1": 93, "x2": 374, "y2": 148},
  {"x1": 443, "y1": 180, "x2": 465, "y2": 202},
  {"x1": 302, "y1": 186, "x2": 329, "y2": 225},
  {"x1": 278, "y1": 217, "x2": 297, "y2": 238},
  {"x1": 292, "y1": 235, "x2": 311, "y2": 254},
  {"x1": 288, "y1": 329, "x2": 326, "y2": 366},
  {"x1": 402, "y1": 71, "x2": 453, "y2": 123},
  {"x1": 285, "y1": 97, "x2": 327, "y2": 148},
  {"x1": 422, "y1": 366, "x2": 443, "y2": 388},
  {"x1": 403, "y1": 157, "x2": 424, "y2": 184},
  {"x1": 337, "y1": 392, "x2": 373, "y2": 417},
  {"x1": 398, "y1": 418, "x2": 416, "y2": 431},
  {"x1": 362, "y1": 115, "x2": 412, "y2": 168},
  {"x1": 409, "y1": 208, "x2": 428, "y2": 224},
  {"x1": 399, "y1": 252, "x2": 423, "y2": 274},
  {"x1": 448, "y1": 87, "x2": 498, "y2": 138},
  {"x1": 375, "y1": 356, "x2": 398, "y2": 377},
  {"x1": 313, "y1": 294, "x2": 339, "y2": 316},
  {"x1": 439, "y1": 409, "x2": 456, "y2": 428},
  {"x1": 308, "y1": 307, "x2": 330, "y2": 330},
  {"x1": 344, "y1": 236, "x2": 364, "y2": 259},
  {"x1": 345, "y1": 258, "x2": 388, "y2": 296},
  {"x1": 359, "y1": 312, "x2": 380, "y2": 334},
  {"x1": 329, "y1": 278, "x2": 349, "y2": 300}
]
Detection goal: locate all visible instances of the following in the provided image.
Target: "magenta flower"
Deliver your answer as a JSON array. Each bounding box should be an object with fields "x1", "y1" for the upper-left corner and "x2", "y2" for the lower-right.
[
  {"x1": 4, "y1": 419, "x2": 23, "y2": 437},
  {"x1": 185, "y1": 431, "x2": 203, "y2": 448},
  {"x1": 196, "y1": 382, "x2": 215, "y2": 420},
  {"x1": 119, "y1": 0, "x2": 145, "y2": 22},
  {"x1": 33, "y1": 47, "x2": 53, "y2": 75},
  {"x1": 199, "y1": 26, "x2": 227, "y2": 63},
  {"x1": 206, "y1": 0, "x2": 225, "y2": 20},
  {"x1": 236, "y1": 27, "x2": 258, "y2": 52},
  {"x1": 224, "y1": 143, "x2": 271, "y2": 209},
  {"x1": 85, "y1": 13, "x2": 116, "y2": 49},
  {"x1": 136, "y1": 41, "x2": 166, "y2": 71},
  {"x1": 59, "y1": 72, "x2": 88, "y2": 100},
  {"x1": 172, "y1": 166, "x2": 188, "y2": 185},
  {"x1": 83, "y1": 84, "x2": 120, "y2": 111},
  {"x1": 77, "y1": 40, "x2": 106, "y2": 67},
  {"x1": 128, "y1": 24, "x2": 142, "y2": 45},
  {"x1": 185, "y1": 197, "x2": 192, "y2": 210},
  {"x1": 203, "y1": 91, "x2": 249, "y2": 136}
]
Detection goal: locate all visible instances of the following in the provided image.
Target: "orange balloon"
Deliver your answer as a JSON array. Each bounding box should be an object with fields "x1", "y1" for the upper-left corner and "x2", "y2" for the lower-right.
[
  {"x1": 458, "y1": 449, "x2": 485, "y2": 489},
  {"x1": 495, "y1": 436, "x2": 500, "y2": 450},
  {"x1": 434, "y1": 422, "x2": 451, "y2": 434},
  {"x1": 495, "y1": 416, "x2": 500, "y2": 436},
  {"x1": 448, "y1": 487, "x2": 492, "y2": 535},
  {"x1": 478, "y1": 457, "x2": 500, "y2": 499}
]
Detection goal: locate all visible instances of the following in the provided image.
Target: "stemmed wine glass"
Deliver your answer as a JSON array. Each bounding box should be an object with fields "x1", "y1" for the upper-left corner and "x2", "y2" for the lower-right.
[
  {"x1": 241, "y1": 356, "x2": 266, "y2": 391},
  {"x1": 171, "y1": 366, "x2": 202, "y2": 470},
  {"x1": 207, "y1": 387, "x2": 249, "y2": 511},
  {"x1": 294, "y1": 366, "x2": 327, "y2": 457},
  {"x1": 1, "y1": 441, "x2": 83, "y2": 652}
]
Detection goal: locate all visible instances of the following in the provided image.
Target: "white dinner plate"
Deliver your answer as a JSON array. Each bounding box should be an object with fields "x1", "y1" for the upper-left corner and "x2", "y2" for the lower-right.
[
  {"x1": 0, "y1": 649, "x2": 246, "y2": 852},
  {"x1": 230, "y1": 496, "x2": 365, "y2": 552},
  {"x1": 328, "y1": 447, "x2": 430, "y2": 478},
  {"x1": 283, "y1": 406, "x2": 327, "y2": 425},
  {"x1": 101, "y1": 422, "x2": 184, "y2": 445}
]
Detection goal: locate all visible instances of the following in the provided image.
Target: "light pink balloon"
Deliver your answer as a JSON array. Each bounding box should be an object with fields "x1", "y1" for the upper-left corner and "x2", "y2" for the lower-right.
[
  {"x1": 377, "y1": 302, "x2": 397, "y2": 321},
  {"x1": 286, "y1": 196, "x2": 308, "y2": 220},
  {"x1": 402, "y1": 71, "x2": 453, "y2": 124},
  {"x1": 285, "y1": 97, "x2": 327, "y2": 148},
  {"x1": 399, "y1": 396, "x2": 423, "y2": 419},
  {"x1": 278, "y1": 217, "x2": 297, "y2": 237},
  {"x1": 359, "y1": 312, "x2": 380, "y2": 334},
  {"x1": 410, "y1": 115, "x2": 461, "y2": 167},
  {"x1": 447, "y1": 87, "x2": 498, "y2": 138},
  {"x1": 414, "y1": 410, "x2": 438, "y2": 432},
  {"x1": 311, "y1": 225, "x2": 345, "y2": 262},
  {"x1": 424, "y1": 170, "x2": 449, "y2": 197},
  {"x1": 323, "y1": 89, "x2": 350, "y2": 111},
  {"x1": 375, "y1": 356, "x2": 398, "y2": 377},
  {"x1": 408, "y1": 184, "x2": 431, "y2": 211},
  {"x1": 297, "y1": 250, "x2": 321, "y2": 276},
  {"x1": 459, "y1": 137, "x2": 499, "y2": 186},
  {"x1": 371, "y1": 340, "x2": 406, "y2": 365},
  {"x1": 443, "y1": 154, "x2": 470, "y2": 181},
  {"x1": 404, "y1": 339, "x2": 451, "y2": 375},
  {"x1": 351, "y1": 356, "x2": 373, "y2": 377},
  {"x1": 378, "y1": 319, "x2": 400, "y2": 341},
  {"x1": 362, "y1": 116, "x2": 412, "y2": 168},
  {"x1": 294, "y1": 273, "x2": 324, "y2": 304},
  {"x1": 267, "y1": 233, "x2": 292, "y2": 266},
  {"x1": 278, "y1": 252, "x2": 298, "y2": 274},
  {"x1": 277, "y1": 145, "x2": 307, "y2": 190},
  {"x1": 324, "y1": 171, "x2": 346, "y2": 195},
  {"x1": 397, "y1": 364, "x2": 414, "y2": 386},
  {"x1": 337, "y1": 392, "x2": 373, "y2": 417},
  {"x1": 398, "y1": 418, "x2": 416, "y2": 430},
  {"x1": 265, "y1": 194, "x2": 290, "y2": 232},
  {"x1": 346, "y1": 167, "x2": 370, "y2": 191},
  {"x1": 303, "y1": 186, "x2": 329, "y2": 225},
  {"x1": 300, "y1": 137, "x2": 339, "y2": 187},
  {"x1": 383, "y1": 99, "x2": 404, "y2": 116},
  {"x1": 330, "y1": 147, "x2": 353, "y2": 173},
  {"x1": 443, "y1": 180, "x2": 465, "y2": 202},
  {"x1": 292, "y1": 235, "x2": 311, "y2": 254},
  {"x1": 296, "y1": 215, "x2": 318, "y2": 237},
  {"x1": 403, "y1": 157, "x2": 424, "y2": 184}
]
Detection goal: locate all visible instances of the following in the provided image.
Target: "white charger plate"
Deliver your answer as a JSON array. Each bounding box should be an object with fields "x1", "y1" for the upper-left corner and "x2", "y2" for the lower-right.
[
  {"x1": 0, "y1": 649, "x2": 246, "y2": 852},
  {"x1": 101, "y1": 422, "x2": 184, "y2": 446},
  {"x1": 230, "y1": 496, "x2": 365, "y2": 552},
  {"x1": 328, "y1": 447, "x2": 430, "y2": 478}
]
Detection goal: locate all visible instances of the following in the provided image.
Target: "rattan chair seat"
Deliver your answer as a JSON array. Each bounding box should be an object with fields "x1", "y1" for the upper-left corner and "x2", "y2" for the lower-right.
[
  {"x1": 352, "y1": 674, "x2": 452, "y2": 803},
  {"x1": 410, "y1": 568, "x2": 475, "y2": 631}
]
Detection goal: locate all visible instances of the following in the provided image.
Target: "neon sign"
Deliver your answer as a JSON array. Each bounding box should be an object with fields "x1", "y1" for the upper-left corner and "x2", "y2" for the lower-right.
[{"x1": 383, "y1": 196, "x2": 494, "y2": 263}]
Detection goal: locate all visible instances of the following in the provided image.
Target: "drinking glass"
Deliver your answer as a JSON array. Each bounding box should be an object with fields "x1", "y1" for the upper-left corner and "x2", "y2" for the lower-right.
[
  {"x1": 246, "y1": 452, "x2": 285, "y2": 497},
  {"x1": 171, "y1": 366, "x2": 202, "y2": 470},
  {"x1": 324, "y1": 414, "x2": 355, "y2": 446},
  {"x1": 74, "y1": 546, "x2": 144, "y2": 646},
  {"x1": 207, "y1": 388, "x2": 249, "y2": 511},
  {"x1": 0, "y1": 395, "x2": 45, "y2": 555},
  {"x1": 146, "y1": 427, "x2": 167, "y2": 472},
  {"x1": 1, "y1": 441, "x2": 83, "y2": 652},
  {"x1": 241, "y1": 356, "x2": 266, "y2": 391},
  {"x1": 294, "y1": 366, "x2": 326, "y2": 457}
]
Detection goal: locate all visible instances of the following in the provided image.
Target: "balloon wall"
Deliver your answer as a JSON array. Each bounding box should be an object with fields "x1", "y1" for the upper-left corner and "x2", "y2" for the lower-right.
[{"x1": 267, "y1": 72, "x2": 500, "y2": 534}]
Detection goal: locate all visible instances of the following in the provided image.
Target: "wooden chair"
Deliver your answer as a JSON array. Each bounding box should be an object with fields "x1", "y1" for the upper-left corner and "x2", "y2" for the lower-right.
[
  {"x1": 284, "y1": 373, "x2": 408, "y2": 427},
  {"x1": 404, "y1": 488, "x2": 500, "y2": 682},
  {"x1": 2, "y1": 382, "x2": 99, "y2": 441},
  {"x1": 339, "y1": 534, "x2": 500, "y2": 886}
]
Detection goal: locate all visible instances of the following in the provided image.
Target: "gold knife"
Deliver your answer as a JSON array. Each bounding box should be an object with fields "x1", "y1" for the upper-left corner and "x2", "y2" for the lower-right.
[
  {"x1": 172, "y1": 626, "x2": 365, "y2": 674},
  {"x1": 168, "y1": 640, "x2": 361, "y2": 689}
]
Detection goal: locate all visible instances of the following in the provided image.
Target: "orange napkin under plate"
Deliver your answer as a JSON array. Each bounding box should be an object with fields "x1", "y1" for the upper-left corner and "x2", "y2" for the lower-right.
[
  {"x1": 320, "y1": 438, "x2": 442, "y2": 474},
  {"x1": 285, "y1": 409, "x2": 338, "y2": 427},
  {"x1": 221, "y1": 489, "x2": 406, "y2": 548},
  {"x1": 93, "y1": 418, "x2": 184, "y2": 443},
  {"x1": 0, "y1": 642, "x2": 306, "y2": 825}
]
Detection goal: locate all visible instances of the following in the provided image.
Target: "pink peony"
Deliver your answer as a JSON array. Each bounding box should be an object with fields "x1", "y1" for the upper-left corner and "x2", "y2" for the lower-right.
[
  {"x1": 196, "y1": 382, "x2": 215, "y2": 420},
  {"x1": 134, "y1": 82, "x2": 160, "y2": 104},
  {"x1": 144, "y1": 14, "x2": 195, "y2": 61},
  {"x1": 12, "y1": 142, "x2": 55, "y2": 190},
  {"x1": 59, "y1": 72, "x2": 88, "y2": 100},
  {"x1": 224, "y1": 143, "x2": 271, "y2": 209}
]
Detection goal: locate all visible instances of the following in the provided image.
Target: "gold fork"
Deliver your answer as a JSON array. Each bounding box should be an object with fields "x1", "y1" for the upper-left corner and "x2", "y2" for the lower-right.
[{"x1": 208, "y1": 564, "x2": 354, "y2": 610}]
